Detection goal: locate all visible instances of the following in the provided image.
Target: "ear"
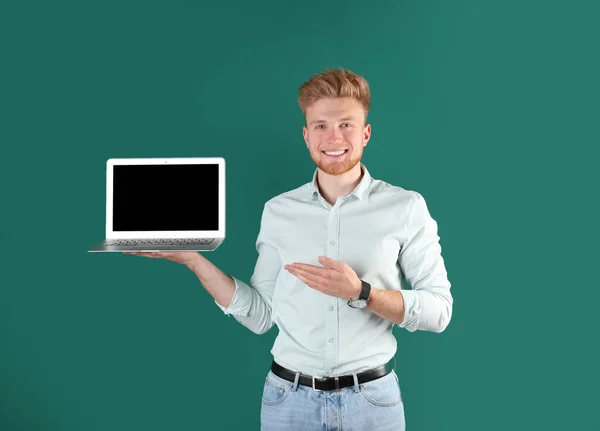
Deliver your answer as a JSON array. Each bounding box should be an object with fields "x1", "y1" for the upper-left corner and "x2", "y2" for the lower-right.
[
  {"x1": 303, "y1": 125, "x2": 309, "y2": 147},
  {"x1": 363, "y1": 123, "x2": 371, "y2": 146}
]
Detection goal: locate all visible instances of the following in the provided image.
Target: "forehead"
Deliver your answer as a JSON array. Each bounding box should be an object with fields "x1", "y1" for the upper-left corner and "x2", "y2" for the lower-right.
[{"x1": 306, "y1": 97, "x2": 364, "y2": 120}]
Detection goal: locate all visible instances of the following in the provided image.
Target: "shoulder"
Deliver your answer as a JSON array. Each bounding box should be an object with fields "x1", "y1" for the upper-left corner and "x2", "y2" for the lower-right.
[
  {"x1": 261, "y1": 183, "x2": 311, "y2": 214},
  {"x1": 369, "y1": 177, "x2": 422, "y2": 207}
]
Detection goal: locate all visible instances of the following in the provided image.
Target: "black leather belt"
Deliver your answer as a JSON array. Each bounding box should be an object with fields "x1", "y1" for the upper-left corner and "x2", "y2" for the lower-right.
[{"x1": 271, "y1": 358, "x2": 395, "y2": 391}]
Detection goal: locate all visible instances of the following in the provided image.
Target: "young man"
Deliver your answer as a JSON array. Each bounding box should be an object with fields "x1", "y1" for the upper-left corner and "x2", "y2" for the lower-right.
[{"x1": 126, "y1": 68, "x2": 452, "y2": 430}]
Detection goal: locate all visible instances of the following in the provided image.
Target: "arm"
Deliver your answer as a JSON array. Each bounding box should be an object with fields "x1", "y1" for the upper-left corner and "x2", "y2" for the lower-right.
[
  {"x1": 194, "y1": 204, "x2": 280, "y2": 335},
  {"x1": 365, "y1": 288, "x2": 406, "y2": 325},
  {"x1": 186, "y1": 253, "x2": 237, "y2": 310},
  {"x1": 394, "y1": 192, "x2": 453, "y2": 333}
]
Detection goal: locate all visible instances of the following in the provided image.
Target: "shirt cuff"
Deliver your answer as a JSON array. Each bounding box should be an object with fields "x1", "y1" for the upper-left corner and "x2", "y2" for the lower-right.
[
  {"x1": 214, "y1": 276, "x2": 251, "y2": 317},
  {"x1": 396, "y1": 289, "x2": 421, "y2": 332}
]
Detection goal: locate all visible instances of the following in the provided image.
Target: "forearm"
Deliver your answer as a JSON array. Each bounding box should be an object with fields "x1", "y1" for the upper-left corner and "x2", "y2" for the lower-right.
[
  {"x1": 366, "y1": 287, "x2": 452, "y2": 333},
  {"x1": 186, "y1": 253, "x2": 236, "y2": 309},
  {"x1": 366, "y1": 287, "x2": 405, "y2": 325},
  {"x1": 187, "y1": 253, "x2": 274, "y2": 335}
]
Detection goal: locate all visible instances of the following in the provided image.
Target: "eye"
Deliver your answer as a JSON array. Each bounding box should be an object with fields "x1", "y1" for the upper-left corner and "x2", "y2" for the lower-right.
[
  {"x1": 316, "y1": 124, "x2": 324, "y2": 129},
  {"x1": 342, "y1": 123, "x2": 351, "y2": 127}
]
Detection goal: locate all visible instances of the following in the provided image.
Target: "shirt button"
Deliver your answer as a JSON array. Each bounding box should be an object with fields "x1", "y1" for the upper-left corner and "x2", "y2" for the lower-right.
[
  {"x1": 329, "y1": 306, "x2": 334, "y2": 311},
  {"x1": 330, "y1": 240, "x2": 335, "y2": 246},
  {"x1": 329, "y1": 338, "x2": 334, "y2": 343},
  {"x1": 332, "y1": 210, "x2": 336, "y2": 215}
]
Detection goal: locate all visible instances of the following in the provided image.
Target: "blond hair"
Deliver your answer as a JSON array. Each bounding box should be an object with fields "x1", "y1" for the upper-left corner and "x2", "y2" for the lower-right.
[{"x1": 298, "y1": 68, "x2": 371, "y2": 122}]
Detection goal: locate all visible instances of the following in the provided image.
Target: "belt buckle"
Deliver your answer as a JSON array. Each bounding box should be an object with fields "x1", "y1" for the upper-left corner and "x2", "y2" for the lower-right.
[
  {"x1": 312, "y1": 375, "x2": 325, "y2": 392},
  {"x1": 312, "y1": 375, "x2": 340, "y2": 391}
]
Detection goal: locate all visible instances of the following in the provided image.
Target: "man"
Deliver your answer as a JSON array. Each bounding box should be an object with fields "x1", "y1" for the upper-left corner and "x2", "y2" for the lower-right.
[{"x1": 126, "y1": 68, "x2": 452, "y2": 430}]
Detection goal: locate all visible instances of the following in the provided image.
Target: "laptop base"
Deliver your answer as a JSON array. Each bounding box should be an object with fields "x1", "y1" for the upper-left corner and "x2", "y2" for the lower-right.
[{"x1": 88, "y1": 238, "x2": 223, "y2": 252}]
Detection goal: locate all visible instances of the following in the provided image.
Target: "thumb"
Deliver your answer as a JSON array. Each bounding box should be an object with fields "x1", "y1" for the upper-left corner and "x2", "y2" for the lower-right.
[{"x1": 318, "y1": 256, "x2": 344, "y2": 272}]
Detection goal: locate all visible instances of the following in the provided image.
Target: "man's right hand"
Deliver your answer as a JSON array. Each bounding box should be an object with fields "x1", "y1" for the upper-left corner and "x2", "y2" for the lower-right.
[{"x1": 123, "y1": 251, "x2": 200, "y2": 268}]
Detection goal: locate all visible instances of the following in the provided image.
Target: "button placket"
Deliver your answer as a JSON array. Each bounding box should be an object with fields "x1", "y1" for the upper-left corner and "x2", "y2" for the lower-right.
[{"x1": 325, "y1": 203, "x2": 341, "y2": 373}]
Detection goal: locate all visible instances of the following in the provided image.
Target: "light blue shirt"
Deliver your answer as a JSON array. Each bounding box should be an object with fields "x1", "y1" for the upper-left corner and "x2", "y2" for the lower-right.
[{"x1": 216, "y1": 163, "x2": 452, "y2": 377}]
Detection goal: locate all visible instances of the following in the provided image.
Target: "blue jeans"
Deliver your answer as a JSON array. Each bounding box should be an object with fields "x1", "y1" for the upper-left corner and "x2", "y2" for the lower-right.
[{"x1": 260, "y1": 367, "x2": 406, "y2": 430}]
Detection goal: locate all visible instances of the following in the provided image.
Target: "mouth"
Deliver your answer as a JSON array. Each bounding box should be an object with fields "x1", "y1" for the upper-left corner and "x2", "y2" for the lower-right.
[{"x1": 321, "y1": 149, "x2": 348, "y2": 158}]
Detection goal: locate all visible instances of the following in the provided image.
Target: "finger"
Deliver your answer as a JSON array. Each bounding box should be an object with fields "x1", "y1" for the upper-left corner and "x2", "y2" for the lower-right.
[
  {"x1": 287, "y1": 263, "x2": 328, "y2": 277},
  {"x1": 123, "y1": 252, "x2": 162, "y2": 258},
  {"x1": 146, "y1": 252, "x2": 165, "y2": 258},
  {"x1": 318, "y1": 256, "x2": 345, "y2": 272},
  {"x1": 293, "y1": 272, "x2": 322, "y2": 291},
  {"x1": 289, "y1": 267, "x2": 325, "y2": 288}
]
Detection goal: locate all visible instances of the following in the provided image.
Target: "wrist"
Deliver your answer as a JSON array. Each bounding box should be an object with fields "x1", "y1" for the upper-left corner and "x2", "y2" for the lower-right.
[
  {"x1": 186, "y1": 252, "x2": 204, "y2": 272},
  {"x1": 353, "y1": 278, "x2": 363, "y2": 298}
]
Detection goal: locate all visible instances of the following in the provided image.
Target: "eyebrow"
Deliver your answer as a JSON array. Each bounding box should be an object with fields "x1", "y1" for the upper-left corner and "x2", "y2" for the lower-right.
[{"x1": 309, "y1": 117, "x2": 355, "y2": 125}]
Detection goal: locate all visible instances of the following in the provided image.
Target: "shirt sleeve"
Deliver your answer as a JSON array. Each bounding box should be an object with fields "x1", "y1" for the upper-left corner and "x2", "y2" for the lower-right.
[
  {"x1": 214, "y1": 203, "x2": 281, "y2": 335},
  {"x1": 396, "y1": 192, "x2": 453, "y2": 333}
]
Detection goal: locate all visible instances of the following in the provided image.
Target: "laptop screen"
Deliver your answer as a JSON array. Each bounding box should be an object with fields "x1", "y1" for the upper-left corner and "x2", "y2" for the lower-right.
[{"x1": 112, "y1": 164, "x2": 219, "y2": 231}]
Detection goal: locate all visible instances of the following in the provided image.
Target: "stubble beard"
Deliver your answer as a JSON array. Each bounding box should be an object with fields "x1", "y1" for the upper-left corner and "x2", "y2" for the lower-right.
[{"x1": 311, "y1": 145, "x2": 363, "y2": 176}]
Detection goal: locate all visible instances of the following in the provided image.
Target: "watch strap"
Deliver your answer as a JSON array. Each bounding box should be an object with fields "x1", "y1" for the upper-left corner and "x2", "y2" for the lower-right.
[{"x1": 359, "y1": 280, "x2": 371, "y2": 301}]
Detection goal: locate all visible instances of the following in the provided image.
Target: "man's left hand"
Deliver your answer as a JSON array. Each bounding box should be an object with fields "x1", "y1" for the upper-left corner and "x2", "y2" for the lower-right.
[{"x1": 284, "y1": 256, "x2": 362, "y2": 300}]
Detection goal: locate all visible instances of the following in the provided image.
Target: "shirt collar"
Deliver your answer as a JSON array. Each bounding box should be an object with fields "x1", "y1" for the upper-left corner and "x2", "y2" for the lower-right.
[{"x1": 306, "y1": 163, "x2": 372, "y2": 203}]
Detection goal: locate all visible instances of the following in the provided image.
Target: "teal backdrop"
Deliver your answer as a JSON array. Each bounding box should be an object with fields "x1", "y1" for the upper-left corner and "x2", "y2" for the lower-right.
[{"x1": 1, "y1": 0, "x2": 598, "y2": 430}]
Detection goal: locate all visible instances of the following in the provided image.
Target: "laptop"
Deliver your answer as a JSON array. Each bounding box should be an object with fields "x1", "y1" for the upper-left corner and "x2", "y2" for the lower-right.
[{"x1": 88, "y1": 157, "x2": 225, "y2": 252}]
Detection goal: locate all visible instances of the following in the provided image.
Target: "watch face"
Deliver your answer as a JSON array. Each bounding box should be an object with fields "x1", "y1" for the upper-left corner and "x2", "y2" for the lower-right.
[{"x1": 349, "y1": 299, "x2": 367, "y2": 309}]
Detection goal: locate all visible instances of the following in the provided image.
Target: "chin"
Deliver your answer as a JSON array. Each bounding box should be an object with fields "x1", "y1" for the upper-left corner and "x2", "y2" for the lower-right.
[{"x1": 314, "y1": 157, "x2": 361, "y2": 176}]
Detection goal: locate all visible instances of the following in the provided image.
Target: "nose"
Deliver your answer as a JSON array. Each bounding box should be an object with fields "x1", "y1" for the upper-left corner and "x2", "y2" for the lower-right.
[{"x1": 326, "y1": 126, "x2": 344, "y2": 144}]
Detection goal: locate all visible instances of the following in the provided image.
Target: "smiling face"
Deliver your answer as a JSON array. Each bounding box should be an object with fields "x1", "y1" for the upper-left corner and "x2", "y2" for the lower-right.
[{"x1": 303, "y1": 97, "x2": 371, "y2": 176}]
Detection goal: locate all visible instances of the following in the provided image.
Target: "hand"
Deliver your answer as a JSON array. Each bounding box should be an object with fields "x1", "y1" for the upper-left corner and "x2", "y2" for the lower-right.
[
  {"x1": 123, "y1": 251, "x2": 200, "y2": 267},
  {"x1": 284, "y1": 256, "x2": 362, "y2": 300}
]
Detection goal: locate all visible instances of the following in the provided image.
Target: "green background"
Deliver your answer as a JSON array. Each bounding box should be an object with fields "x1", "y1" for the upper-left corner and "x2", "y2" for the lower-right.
[{"x1": 1, "y1": 0, "x2": 598, "y2": 430}]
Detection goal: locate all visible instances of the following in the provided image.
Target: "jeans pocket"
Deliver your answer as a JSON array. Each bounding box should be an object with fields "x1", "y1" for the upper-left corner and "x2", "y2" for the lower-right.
[
  {"x1": 262, "y1": 371, "x2": 293, "y2": 406},
  {"x1": 359, "y1": 370, "x2": 403, "y2": 407}
]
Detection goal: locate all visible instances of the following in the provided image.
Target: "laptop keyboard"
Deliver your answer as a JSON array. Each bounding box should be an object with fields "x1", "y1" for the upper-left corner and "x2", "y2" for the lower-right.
[{"x1": 105, "y1": 238, "x2": 215, "y2": 246}]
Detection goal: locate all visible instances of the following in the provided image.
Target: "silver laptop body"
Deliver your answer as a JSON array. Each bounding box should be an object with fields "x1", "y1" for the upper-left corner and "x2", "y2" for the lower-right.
[{"x1": 88, "y1": 157, "x2": 225, "y2": 252}]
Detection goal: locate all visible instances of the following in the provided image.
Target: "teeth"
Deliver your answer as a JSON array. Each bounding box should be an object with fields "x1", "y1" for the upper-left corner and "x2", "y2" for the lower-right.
[{"x1": 324, "y1": 150, "x2": 346, "y2": 156}]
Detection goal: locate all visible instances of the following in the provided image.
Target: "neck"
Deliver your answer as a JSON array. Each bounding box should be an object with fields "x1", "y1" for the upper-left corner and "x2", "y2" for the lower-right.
[{"x1": 316, "y1": 163, "x2": 364, "y2": 206}]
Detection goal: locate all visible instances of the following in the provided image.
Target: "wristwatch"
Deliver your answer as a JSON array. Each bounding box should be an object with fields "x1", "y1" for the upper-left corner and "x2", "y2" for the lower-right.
[{"x1": 347, "y1": 280, "x2": 371, "y2": 309}]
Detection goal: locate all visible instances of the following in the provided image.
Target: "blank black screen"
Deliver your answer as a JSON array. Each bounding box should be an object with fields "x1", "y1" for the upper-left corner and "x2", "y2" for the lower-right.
[{"x1": 112, "y1": 164, "x2": 219, "y2": 231}]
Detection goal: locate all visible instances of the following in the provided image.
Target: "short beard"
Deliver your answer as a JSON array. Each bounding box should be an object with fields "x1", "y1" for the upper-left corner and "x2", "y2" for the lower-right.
[{"x1": 311, "y1": 149, "x2": 362, "y2": 176}]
